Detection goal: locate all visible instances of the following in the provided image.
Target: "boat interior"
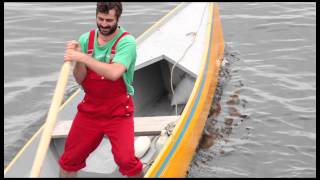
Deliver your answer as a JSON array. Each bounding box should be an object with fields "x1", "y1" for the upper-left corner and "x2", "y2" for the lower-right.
[
  {"x1": 52, "y1": 57, "x2": 196, "y2": 177},
  {"x1": 3, "y1": 56, "x2": 197, "y2": 178},
  {"x1": 3, "y1": 57, "x2": 197, "y2": 178},
  {"x1": 133, "y1": 57, "x2": 196, "y2": 117}
]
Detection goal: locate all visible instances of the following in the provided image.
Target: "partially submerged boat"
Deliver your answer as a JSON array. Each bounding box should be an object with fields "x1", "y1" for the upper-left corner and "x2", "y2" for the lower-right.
[{"x1": 4, "y1": 2, "x2": 224, "y2": 177}]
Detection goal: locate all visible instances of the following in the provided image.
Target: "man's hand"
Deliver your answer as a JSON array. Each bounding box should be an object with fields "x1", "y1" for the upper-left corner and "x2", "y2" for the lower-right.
[
  {"x1": 64, "y1": 40, "x2": 85, "y2": 63},
  {"x1": 64, "y1": 49, "x2": 85, "y2": 62},
  {"x1": 66, "y1": 40, "x2": 81, "y2": 51},
  {"x1": 64, "y1": 40, "x2": 87, "y2": 84}
]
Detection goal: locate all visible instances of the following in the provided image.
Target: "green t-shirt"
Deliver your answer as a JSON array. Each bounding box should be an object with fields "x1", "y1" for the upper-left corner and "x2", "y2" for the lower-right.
[{"x1": 78, "y1": 27, "x2": 137, "y2": 95}]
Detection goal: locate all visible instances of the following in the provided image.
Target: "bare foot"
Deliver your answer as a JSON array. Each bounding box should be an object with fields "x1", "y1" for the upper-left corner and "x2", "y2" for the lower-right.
[
  {"x1": 59, "y1": 168, "x2": 77, "y2": 178},
  {"x1": 128, "y1": 171, "x2": 143, "y2": 178}
]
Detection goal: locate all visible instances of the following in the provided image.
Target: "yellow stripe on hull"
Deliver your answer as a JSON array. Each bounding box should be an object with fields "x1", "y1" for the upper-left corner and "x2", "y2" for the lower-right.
[{"x1": 144, "y1": 3, "x2": 224, "y2": 177}]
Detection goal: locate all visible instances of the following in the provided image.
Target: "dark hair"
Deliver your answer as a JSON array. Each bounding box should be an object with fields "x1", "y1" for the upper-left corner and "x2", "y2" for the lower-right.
[{"x1": 96, "y1": 2, "x2": 122, "y2": 19}]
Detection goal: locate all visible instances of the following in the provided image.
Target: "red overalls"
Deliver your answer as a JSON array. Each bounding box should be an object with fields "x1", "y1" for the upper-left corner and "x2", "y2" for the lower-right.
[{"x1": 59, "y1": 30, "x2": 142, "y2": 176}]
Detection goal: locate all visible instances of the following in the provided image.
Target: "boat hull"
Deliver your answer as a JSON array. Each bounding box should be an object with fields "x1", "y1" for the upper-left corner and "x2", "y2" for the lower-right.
[{"x1": 144, "y1": 3, "x2": 224, "y2": 177}]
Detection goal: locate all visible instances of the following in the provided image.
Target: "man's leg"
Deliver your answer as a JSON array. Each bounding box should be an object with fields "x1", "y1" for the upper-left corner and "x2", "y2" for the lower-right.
[
  {"x1": 103, "y1": 117, "x2": 143, "y2": 177},
  {"x1": 59, "y1": 112, "x2": 104, "y2": 177}
]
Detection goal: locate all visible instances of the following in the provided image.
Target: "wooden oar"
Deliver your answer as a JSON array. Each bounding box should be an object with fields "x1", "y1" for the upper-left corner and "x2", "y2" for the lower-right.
[{"x1": 30, "y1": 61, "x2": 72, "y2": 177}]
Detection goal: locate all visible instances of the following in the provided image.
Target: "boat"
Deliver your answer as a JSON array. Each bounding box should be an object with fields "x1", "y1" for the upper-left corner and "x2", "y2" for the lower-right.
[{"x1": 4, "y1": 2, "x2": 224, "y2": 177}]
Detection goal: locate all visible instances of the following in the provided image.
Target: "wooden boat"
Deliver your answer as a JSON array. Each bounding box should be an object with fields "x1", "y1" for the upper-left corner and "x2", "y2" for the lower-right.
[{"x1": 4, "y1": 2, "x2": 224, "y2": 177}]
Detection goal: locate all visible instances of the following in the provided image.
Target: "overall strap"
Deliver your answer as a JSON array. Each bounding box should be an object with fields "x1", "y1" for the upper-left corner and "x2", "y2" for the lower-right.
[
  {"x1": 87, "y1": 29, "x2": 96, "y2": 56},
  {"x1": 110, "y1": 32, "x2": 129, "y2": 63}
]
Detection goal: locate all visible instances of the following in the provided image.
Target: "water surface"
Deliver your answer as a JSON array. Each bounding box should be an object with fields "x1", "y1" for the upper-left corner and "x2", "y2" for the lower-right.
[{"x1": 4, "y1": 2, "x2": 316, "y2": 178}]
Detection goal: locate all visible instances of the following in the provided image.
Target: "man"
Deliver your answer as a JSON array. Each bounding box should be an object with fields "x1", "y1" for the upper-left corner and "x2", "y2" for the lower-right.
[{"x1": 59, "y1": 2, "x2": 143, "y2": 177}]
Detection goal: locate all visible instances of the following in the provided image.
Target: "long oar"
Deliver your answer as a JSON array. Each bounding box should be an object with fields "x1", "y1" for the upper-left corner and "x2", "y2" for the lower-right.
[{"x1": 30, "y1": 61, "x2": 72, "y2": 177}]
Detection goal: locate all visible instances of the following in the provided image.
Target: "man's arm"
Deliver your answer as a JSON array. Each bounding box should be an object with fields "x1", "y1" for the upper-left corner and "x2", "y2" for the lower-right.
[
  {"x1": 64, "y1": 49, "x2": 126, "y2": 81},
  {"x1": 79, "y1": 54, "x2": 126, "y2": 81},
  {"x1": 73, "y1": 62, "x2": 87, "y2": 84}
]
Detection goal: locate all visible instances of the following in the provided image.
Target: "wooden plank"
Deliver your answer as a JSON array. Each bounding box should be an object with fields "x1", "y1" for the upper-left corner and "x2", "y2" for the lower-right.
[
  {"x1": 133, "y1": 116, "x2": 179, "y2": 136},
  {"x1": 52, "y1": 115, "x2": 180, "y2": 138}
]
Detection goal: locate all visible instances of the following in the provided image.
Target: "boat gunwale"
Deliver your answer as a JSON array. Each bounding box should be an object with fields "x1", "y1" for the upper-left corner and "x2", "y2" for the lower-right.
[
  {"x1": 145, "y1": 2, "x2": 225, "y2": 177},
  {"x1": 144, "y1": 3, "x2": 213, "y2": 177}
]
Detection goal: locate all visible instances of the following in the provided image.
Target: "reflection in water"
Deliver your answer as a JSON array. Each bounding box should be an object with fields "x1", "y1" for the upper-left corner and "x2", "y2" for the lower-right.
[{"x1": 188, "y1": 44, "x2": 249, "y2": 175}]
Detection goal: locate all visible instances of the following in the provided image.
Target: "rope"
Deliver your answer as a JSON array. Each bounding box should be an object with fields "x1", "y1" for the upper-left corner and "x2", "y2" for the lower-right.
[{"x1": 170, "y1": 3, "x2": 209, "y2": 115}]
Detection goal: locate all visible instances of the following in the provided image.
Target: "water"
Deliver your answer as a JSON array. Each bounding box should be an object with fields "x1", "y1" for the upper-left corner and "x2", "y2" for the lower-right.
[
  {"x1": 188, "y1": 2, "x2": 316, "y2": 178},
  {"x1": 4, "y1": 2, "x2": 316, "y2": 178}
]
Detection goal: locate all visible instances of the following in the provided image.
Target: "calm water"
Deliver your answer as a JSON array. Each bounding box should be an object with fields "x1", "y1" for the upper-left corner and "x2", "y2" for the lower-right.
[{"x1": 4, "y1": 2, "x2": 316, "y2": 177}]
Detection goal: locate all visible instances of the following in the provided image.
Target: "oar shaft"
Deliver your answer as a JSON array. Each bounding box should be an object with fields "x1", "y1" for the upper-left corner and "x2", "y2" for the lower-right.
[{"x1": 30, "y1": 62, "x2": 71, "y2": 177}]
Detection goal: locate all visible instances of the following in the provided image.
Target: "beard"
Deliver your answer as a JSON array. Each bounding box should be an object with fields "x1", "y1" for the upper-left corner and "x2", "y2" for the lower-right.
[{"x1": 97, "y1": 22, "x2": 118, "y2": 36}]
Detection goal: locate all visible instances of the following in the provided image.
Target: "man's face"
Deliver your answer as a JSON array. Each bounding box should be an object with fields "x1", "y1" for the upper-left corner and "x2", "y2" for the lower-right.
[{"x1": 96, "y1": 9, "x2": 118, "y2": 36}]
